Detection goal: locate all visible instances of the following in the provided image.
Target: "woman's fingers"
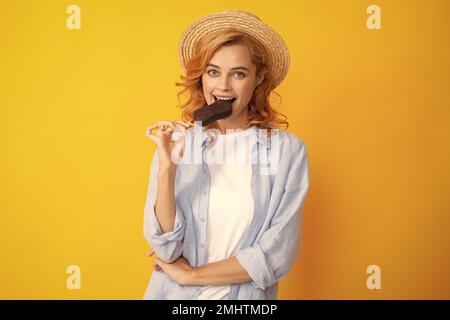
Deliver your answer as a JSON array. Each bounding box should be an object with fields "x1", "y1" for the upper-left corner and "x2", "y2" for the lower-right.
[
  {"x1": 157, "y1": 120, "x2": 175, "y2": 127},
  {"x1": 146, "y1": 124, "x2": 158, "y2": 135},
  {"x1": 154, "y1": 257, "x2": 164, "y2": 271},
  {"x1": 147, "y1": 120, "x2": 191, "y2": 132},
  {"x1": 147, "y1": 250, "x2": 162, "y2": 272},
  {"x1": 156, "y1": 121, "x2": 188, "y2": 135},
  {"x1": 146, "y1": 125, "x2": 160, "y2": 142},
  {"x1": 158, "y1": 121, "x2": 177, "y2": 137},
  {"x1": 153, "y1": 259, "x2": 161, "y2": 272},
  {"x1": 146, "y1": 120, "x2": 193, "y2": 142},
  {"x1": 172, "y1": 122, "x2": 187, "y2": 136},
  {"x1": 146, "y1": 122, "x2": 172, "y2": 140}
]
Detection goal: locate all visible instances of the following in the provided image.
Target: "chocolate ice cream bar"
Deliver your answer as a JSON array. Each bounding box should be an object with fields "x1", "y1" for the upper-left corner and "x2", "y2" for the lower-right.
[
  {"x1": 193, "y1": 99, "x2": 233, "y2": 126},
  {"x1": 171, "y1": 99, "x2": 233, "y2": 141}
]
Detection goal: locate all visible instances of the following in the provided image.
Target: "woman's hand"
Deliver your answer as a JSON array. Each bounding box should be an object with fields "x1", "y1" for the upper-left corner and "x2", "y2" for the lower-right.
[
  {"x1": 145, "y1": 120, "x2": 193, "y2": 170},
  {"x1": 147, "y1": 249, "x2": 195, "y2": 286}
]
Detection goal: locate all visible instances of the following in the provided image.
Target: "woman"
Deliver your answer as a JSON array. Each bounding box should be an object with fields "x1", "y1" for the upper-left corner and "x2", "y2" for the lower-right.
[{"x1": 143, "y1": 10, "x2": 310, "y2": 300}]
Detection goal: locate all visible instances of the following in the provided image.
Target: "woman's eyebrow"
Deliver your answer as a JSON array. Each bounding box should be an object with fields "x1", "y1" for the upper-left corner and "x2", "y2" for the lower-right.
[{"x1": 207, "y1": 63, "x2": 249, "y2": 71}]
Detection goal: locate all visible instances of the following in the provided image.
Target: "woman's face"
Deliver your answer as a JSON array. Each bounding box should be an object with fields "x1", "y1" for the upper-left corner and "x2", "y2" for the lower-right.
[{"x1": 201, "y1": 44, "x2": 261, "y2": 130}]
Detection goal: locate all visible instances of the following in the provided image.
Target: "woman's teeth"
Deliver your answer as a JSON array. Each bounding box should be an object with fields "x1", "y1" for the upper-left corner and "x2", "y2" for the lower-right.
[{"x1": 213, "y1": 96, "x2": 237, "y2": 104}]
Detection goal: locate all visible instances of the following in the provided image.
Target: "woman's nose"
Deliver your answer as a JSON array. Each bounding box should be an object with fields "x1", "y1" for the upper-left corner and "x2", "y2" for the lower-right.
[{"x1": 217, "y1": 75, "x2": 232, "y2": 91}]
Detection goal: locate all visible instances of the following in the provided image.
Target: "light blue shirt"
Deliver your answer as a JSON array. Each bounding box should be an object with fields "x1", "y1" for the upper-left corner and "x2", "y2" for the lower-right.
[{"x1": 143, "y1": 125, "x2": 310, "y2": 299}]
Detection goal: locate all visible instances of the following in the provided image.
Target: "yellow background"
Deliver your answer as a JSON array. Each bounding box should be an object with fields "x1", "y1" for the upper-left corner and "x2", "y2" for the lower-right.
[{"x1": 1, "y1": 0, "x2": 449, "y2": 299}]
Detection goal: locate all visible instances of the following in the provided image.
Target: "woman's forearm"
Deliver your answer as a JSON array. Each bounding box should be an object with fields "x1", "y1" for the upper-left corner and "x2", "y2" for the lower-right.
[
  {"x1": 189, "y1": 257, "x2": 252, "y2": 286},
  {"x1": 155, "y1": 165, "x2": 177, "y2": 234}
]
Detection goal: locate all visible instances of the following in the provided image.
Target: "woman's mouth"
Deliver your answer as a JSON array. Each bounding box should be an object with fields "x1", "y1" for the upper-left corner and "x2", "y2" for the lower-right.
[{"x1": 213, "y1": 95, "x2": 237, "y2": 105}]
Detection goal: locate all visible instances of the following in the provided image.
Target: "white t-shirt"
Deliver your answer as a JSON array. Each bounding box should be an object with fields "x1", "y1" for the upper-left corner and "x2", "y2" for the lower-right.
[{"x1": 197, "y1": 126, "x2": 257, "y2": 300}]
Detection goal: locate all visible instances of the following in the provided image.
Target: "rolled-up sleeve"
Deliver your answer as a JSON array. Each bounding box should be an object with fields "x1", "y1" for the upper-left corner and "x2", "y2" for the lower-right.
[
  {"x1": 235, "y1": 143, "x2": 310, "y2": 290},
  {"x1": 143, "y1": 150, "x2": 185, "y2": 263}
]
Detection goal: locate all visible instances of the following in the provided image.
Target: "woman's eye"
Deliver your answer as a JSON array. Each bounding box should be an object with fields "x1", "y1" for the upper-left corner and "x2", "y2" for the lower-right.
[
  {"x1": 207, "y1": 70, "x2": 218, "y2": 76},
  {"x1": 206, "y1": 70, "x2": 246, "y2": 78}
]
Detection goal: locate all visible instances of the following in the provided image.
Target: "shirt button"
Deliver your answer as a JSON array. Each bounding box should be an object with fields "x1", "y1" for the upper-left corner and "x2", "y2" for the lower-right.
[
  {"x1": 201, "y1": 242, "x2": 206, "y2": 248},
  {"x1": 202, "y1": 189, "x2": 207, "y2": 195},
  {"x1": 200, "y1": 217, "x2": 205, "y2": 222}
]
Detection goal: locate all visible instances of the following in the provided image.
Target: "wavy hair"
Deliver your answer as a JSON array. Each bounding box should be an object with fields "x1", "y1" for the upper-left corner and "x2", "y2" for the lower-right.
[{"x1": 175, "y1": 28, "x2": 289, "y2": 134}]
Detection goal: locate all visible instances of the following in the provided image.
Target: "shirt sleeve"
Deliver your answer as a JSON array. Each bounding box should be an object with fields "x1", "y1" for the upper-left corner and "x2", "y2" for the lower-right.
[
  {"x1": 234, "y1": 142, "x2": 310, "y2": 290},
  {"x1": 143, "y1": 150, "x2": 185, "y2": 263}
]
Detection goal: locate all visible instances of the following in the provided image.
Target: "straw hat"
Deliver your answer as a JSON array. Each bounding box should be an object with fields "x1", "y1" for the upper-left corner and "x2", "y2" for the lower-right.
[{"x1": 178, "y1": 9, "x2": 290, "y2": 88}]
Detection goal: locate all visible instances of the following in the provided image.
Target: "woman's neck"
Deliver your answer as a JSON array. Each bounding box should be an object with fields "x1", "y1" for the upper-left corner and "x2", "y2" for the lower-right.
[{"x1": 212, "y1": 118, "x2": 251, "y2": 134}]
